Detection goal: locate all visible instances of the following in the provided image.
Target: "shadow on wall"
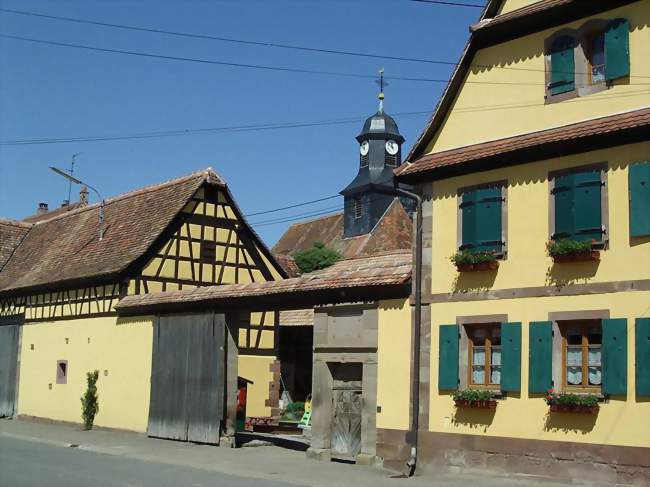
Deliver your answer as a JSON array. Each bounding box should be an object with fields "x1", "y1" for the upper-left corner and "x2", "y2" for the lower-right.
[
  {"x1": 544, "y1": 411, "x2": 598, "y2": 434},
  {"x1": 545, "y1": 260, "x2": 600, "y2": 289},
  {"x1": 452, "y1": 269, "x2": 498, "y2": 294},
  {"x1": 452, "y1": 407, "x2": 496, "y2": 433}
]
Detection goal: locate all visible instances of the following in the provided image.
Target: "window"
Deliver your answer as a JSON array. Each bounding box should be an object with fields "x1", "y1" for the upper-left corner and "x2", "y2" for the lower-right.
[
  {"x1": 467, "y1": 324, "x2": 501, "y2": 389},
  {"x1": 353, "y1": 198, "x2": 362, "y2": 219},
  {"x1": 545, "y1": 18, "x2": 630, "y2": 101},
  {"x1": 551, "y1": 165, "x2": 606, "y2": 243},
  {"x1": 56, "y1": 360, "x2": 68, "y2": 384},
  {"x1": 561, "y1": 322, "x2": 602, "y2": 391},
  {"x1": 360, "y1": 153, "x2": 369, "y2": 167},
  {"x1": 588, "y1": 32, "x2": 606, "y2": 84},
  {"x1": 200, "y1": 241, "x2": 217, "y2": 262},
  {"x1": 459, "y1": 184, "x2": 505, "y2": 254}
]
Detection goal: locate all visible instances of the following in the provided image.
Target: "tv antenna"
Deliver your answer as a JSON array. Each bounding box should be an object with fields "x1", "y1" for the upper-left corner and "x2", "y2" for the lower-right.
[{"x1": 67, "y1": 152, "x2": 83, "y2": 204}]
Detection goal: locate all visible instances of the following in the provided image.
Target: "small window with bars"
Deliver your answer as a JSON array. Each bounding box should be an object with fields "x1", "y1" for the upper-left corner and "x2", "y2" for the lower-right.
[
  {"x1": 385, "y1": 154, "x2": 397, "y2": 167},
  {"x1": 360, "y1": 153, "x2": 369, "y2": 167}
]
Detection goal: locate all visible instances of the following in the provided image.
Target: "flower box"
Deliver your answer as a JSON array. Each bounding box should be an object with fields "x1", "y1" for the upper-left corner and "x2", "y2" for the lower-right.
[
  {"x1": 551, "y1": 250, "x2": 600, "y2": 264},
  {"x1": 549, "y1": 404, "x2": 599, "y2": 414},
  {"x1": 455, "y1": 261, "x2": 500, "y2": 272},
  {"x1": 454, "y1": 399, "x2": 497, "y2": 409}
]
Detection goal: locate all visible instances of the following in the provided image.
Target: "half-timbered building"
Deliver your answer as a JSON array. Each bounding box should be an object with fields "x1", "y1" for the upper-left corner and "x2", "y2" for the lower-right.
[{"x1": 0, "y1": 168, "x2": 287, "y2": 437}]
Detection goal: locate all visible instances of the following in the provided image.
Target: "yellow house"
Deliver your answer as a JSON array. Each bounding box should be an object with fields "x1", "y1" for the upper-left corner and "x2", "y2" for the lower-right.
[
  {"x1": 0, "y1": 168, "x2": 286, "y2": 435},
  {"x1": 388, "y1": 0, "x2": 650, "y2": 482}
]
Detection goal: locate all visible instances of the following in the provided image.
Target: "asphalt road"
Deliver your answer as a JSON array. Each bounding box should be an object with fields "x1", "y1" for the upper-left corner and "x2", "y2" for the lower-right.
[{"x1": 0, "y1": 436, "x2": 295, "y2": 487}]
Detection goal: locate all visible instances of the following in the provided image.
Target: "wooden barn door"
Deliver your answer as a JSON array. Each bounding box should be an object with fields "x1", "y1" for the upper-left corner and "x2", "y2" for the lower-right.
[
  {"x1": 330, "y1": 363, "x2": 362, "y2": 460},
  {"x1": 148, "y1": 313, "x2": 225, "y2": 444},
  {"x1": 0, "y1": 319, "x2": 20, "y2": 418}
]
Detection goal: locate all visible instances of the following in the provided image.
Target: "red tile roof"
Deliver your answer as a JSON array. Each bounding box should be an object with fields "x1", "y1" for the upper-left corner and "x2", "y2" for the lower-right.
[
  {"x1": 0, "y1": 219, "x2": 31, "y2": 271},
  {"x1": 116, "y1": 250, "x2": 412, "y2": 315},
  {"x1": 273, "y1": 254, "x2": 301, "y2": 278},
  {"x1": 397, "y1": 108, "x2": 650, "y2": 180},
  {"x1": 272, "y1": 199, "x2": 412, "y2": 260},
  {"x1": 0, "y1": 169, "x2": 225, "y2": 295}
]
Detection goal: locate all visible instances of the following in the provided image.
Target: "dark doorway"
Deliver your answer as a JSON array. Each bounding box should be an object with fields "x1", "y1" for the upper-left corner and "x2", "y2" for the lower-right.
[
  {"x1": 148, "y1": 312, "x2": 226, "y2": 444},
  {"x1": 0, "y1": 316, "x2": 21, "y2": 418},
  {"x1": 279, "y1": 326, "x2": 313, "y2": 403}
]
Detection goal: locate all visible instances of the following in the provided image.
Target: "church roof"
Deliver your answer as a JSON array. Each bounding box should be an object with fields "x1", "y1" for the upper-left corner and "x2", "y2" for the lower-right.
[
  {"x1": 272, "y1": 198, "x2": 412, "y2": 261},
  {"x1": 358, "y1": 111, "x2": 403, "y2": 141}
]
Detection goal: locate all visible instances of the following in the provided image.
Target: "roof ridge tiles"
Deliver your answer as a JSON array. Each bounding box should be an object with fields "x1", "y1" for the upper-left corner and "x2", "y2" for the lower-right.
[
  {"x1": 27, "y1": 167, "x2": 223, "y2": 226},
  {"x1": 0, "y1": 218, "x2": 33, "y2": 229}
]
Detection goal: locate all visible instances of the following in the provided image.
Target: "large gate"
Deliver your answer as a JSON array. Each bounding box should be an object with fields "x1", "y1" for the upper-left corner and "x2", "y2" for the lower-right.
[
  {"x1": 148, "y1": 312, "x2": 225, "y2": 444},
  {"x1": 0, "y1": 317, "x2": 21, "y2": 418}
]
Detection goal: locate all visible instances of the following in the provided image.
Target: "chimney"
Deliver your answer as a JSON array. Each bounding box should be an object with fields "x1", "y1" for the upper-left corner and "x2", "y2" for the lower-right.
[
  {"x1": 79, "y1": 186, "x2": 89, "y2": 205},
  {"x1": 61, "y1": 200, "x2": 70, "y2": 208},
  {"x1": 37, "y1": 202, "x2": 49, "y2": 215}
]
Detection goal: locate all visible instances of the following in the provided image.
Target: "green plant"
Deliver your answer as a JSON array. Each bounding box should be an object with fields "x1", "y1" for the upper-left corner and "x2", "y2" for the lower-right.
[
  {"x1": 546, "y1": 239, "x2": 593, "y2": 257},
  {"x1": 293, "y1": 241, "x2": 341, "y2": 274},
  {"x1": 281, "y1": 401, "x2": 306, "y2": 421},
  {"x1": 80, "y1": 370, "x2": 99, "y2": 430},
  {"x1": 544, "y1": 389, "x2": 599, "y2": 407},
  {"x1": 452, "y1": 389, "x2": 493, "y2": 402},
  {"x1": 450, "y1": 250, "x2": 498, "y2": 266}
]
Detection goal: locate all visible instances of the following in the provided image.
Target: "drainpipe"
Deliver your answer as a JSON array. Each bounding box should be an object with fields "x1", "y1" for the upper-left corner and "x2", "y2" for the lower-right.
[{"x1": 394, "y1": 187, "x2": 422, "y2": 477}]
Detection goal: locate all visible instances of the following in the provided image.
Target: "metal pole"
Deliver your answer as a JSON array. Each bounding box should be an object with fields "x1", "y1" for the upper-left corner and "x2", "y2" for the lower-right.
[{"x1": 395, "y1": 187, "x2": 422, "y2": 477}]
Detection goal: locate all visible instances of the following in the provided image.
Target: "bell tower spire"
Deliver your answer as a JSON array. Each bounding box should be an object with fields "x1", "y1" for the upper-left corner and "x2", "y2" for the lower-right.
[
  {"x1": 339, "y1": 77, "x2": 405, "y2": 238},
  {"x1": 376, "y1": 68, "x2": 388, "y2": 114}
]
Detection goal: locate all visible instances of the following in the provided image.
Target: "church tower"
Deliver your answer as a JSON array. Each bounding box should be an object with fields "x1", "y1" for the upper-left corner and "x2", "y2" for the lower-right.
[{"x1": 340, "y1": 71, "x2": 405, "y2": 238}]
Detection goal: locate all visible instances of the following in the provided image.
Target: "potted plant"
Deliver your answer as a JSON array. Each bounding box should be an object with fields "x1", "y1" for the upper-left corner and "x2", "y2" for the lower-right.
[
  {"x1": 451, "y1": 250, "x2": 499, "y2": 272},
  {"x1": 453, "y1": 389, "x2": 497, "y2": 409},
  {"x1": 546, "y1": 239, "x2": 600, "y2": 263},
  {"x1": 545, "y1": 389, "x2": 600, "y2": 414}
]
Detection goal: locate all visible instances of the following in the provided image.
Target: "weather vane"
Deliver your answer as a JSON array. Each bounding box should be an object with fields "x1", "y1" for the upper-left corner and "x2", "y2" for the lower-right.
[{"x1": 375, "y1": 68, "x2": 388, "y2": 113}]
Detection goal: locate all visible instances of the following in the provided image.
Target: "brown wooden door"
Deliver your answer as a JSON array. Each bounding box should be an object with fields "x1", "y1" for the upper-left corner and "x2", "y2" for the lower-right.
[{"x1": 331, "y1": 387, "x2": 362, "y2": 459}]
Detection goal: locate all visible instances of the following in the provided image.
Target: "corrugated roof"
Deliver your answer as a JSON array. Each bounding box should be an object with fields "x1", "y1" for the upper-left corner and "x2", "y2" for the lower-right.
[
  {"x1": 397, "y1": 108, "x2": 650, "y2": 180},
  {"x1": 116, "y1": 250, "x2": 412, "y2": 315},
  {"x1": 0, "y1": 169, "x2": 225, "y2": 295}
]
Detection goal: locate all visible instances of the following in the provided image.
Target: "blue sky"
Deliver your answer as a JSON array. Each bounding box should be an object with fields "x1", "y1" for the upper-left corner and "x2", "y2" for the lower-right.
[{"x1": 0, "y1": 0, "x2": 482, "y2": 245}]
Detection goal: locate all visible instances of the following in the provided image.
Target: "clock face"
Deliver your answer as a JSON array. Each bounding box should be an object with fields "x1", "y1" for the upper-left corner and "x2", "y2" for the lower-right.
[
  {"x1": 385, "y1": 140, "x2": 399, "y2": 156},
  {"x1": 359, "y1": 140, "x2": 370, "y2": 156}
]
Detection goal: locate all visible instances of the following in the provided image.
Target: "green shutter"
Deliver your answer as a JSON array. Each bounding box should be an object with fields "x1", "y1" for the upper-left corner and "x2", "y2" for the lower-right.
[
  {"x1": 635, "y1": 318, "x2": 650, "y2": 396},
  {"x1": 553, "y1": 173, "x2": 575, "y2": 240},
  {"x1": 460, "y1": 191, "x2": 477, "y2": 250},
  {"x1": 605, "y1": 18, "x2": 630, "y2": 81},
  {"x1": 550, "y1": 36, "x2": 575, "y2": 95},
  {"x1": 629, "y1": 162, "x2": 650, "y2": 237},
  {"x1": 501, "y1": 322, "x2": 521, "y2": 393},
  {"x1": 439, "y1": 324, "x2": 459, "y2": 390},
  {"x1": 529, "y1": 321, "x2": 553, "y2": 393},
  {"x1": 573, "y1": 169, "x2": 603, "y2": 242},
  {"x1": 475, "y1": 187, "x2": 503, "y2": 253},
  {"x1": 602, "y1": 318, "x2": 627, "y2": 396}
]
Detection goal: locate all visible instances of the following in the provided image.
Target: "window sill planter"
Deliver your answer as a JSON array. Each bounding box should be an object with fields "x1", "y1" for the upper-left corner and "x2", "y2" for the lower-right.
[
  {"x1": 454, "y1": 399, "x2": 497, "y2": 409},
  {"x1": 455, "y1": 260, "x2": 499, "y2": 272},
  {"x1": 549, "y1": 404, "x2": 599, "y2": 414},
  {"x1": 551, "y1": 250, "x2": 600, "y2": 264}
]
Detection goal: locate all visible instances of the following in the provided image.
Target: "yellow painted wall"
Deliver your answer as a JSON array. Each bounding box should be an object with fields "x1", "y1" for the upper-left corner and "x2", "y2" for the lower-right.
[
  {"x1": 428, "y1": 291, "x2": 650, "y2": 447},
  {"x1": 497, "y1": 0, "x2": 538, "y2": 15},
  {"x1": 376, "y1": 299, "x2": 412, "y2": 430},
  {"x1": 429, "y1": 142, "x2": 650, "y2": 295},
  {"x1": 238, "y1": 355, "x2": 275, "y2": 418},
  {"x1": 426, "y1": 2, "x2": 650, "y2": 153},
  {"x1": 18, "y1": 315, "x2": 153, "y2": 432}
]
